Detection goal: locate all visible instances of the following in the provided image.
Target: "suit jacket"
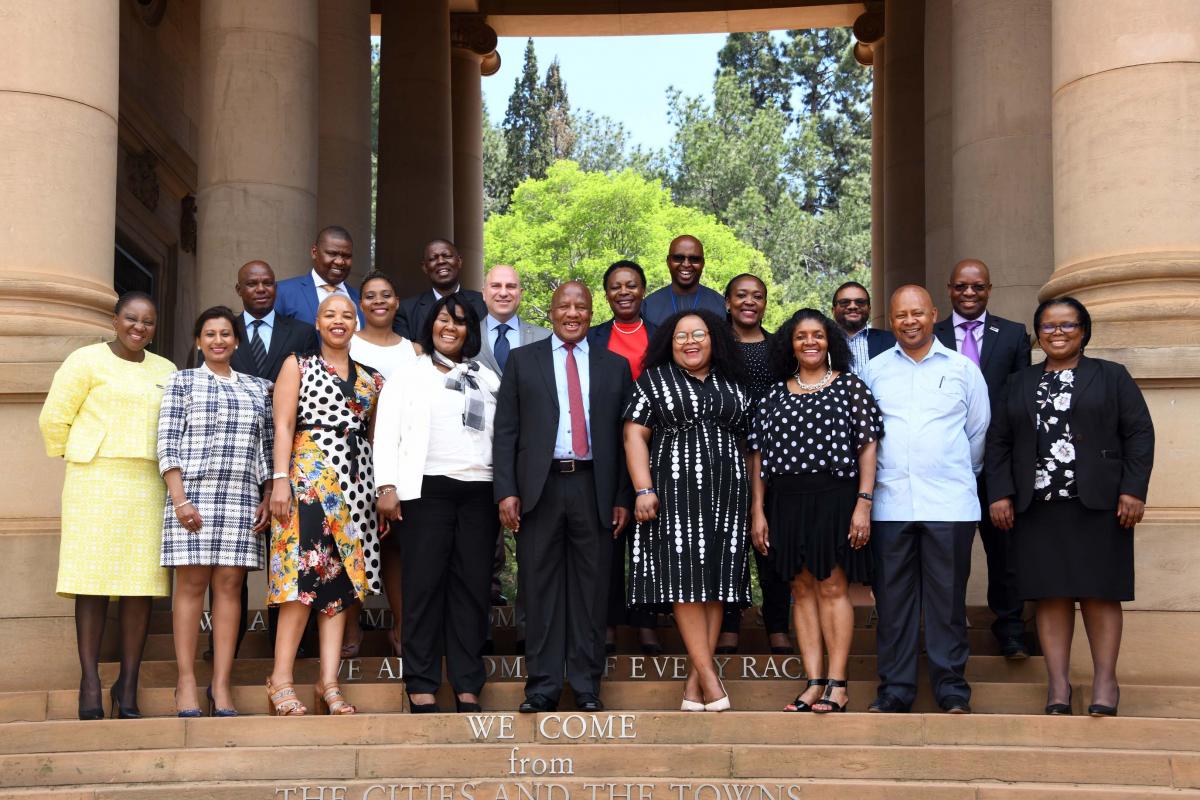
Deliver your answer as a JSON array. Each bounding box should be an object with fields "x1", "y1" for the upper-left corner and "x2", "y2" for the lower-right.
[
  {"x1": 274, "y1": 273, "x2": 363, "y2": 326},
  {"x1": 492, "y1": 336, "x2": 634, "y2": 529},
  {"x1": 229, "y1": 314, "x2": 319, "y2": 381},
  {"x1": 866, "y1": 327, "x2": 897, "y2": 358},
  {"x1": 393, "y1": 288, "x2": 487, "y2": 339},
  {"x1": 477, "y1": 316, "x2": 551, "y2": 375},
  {"x1": 985, "y1": 356, "x2": 1155, "y2": 513},
  {"x1": 934, "y1": 313, "x2": 1031, "y2": 399},
  {"x1": 587, "y1": 317, "x2": 659, "y2": 349}
]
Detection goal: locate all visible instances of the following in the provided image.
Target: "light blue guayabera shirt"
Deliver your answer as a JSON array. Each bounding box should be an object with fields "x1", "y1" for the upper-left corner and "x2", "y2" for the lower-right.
[
  {"x1": 865, "y1": 337, "x2": 990, "y2": 522},
  {"x1": 550, "y1": 333, "x2": 592, "y2": 459}
]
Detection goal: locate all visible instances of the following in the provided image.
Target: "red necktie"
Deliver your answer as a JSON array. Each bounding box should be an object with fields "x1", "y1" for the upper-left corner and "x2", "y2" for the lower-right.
[{"x1": 564, "y1": 343, "x2": 590, "y2": 458}]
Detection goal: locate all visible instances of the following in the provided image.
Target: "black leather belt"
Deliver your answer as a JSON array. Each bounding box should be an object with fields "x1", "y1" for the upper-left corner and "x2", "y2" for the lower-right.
[{"x1": 553, "y1": 458, "x2": 593, "y2": 473}]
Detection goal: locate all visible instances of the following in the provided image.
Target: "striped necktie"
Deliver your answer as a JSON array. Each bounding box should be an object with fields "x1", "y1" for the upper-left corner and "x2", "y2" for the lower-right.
[{"x1": 249, "y1": 319, "x2": 269, "y2": 376}]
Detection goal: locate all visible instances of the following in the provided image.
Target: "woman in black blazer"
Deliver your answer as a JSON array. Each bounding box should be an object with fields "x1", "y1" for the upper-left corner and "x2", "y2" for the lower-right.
[{"x1": 985, "y1": 297, "x2": 1154, "y2": 717}]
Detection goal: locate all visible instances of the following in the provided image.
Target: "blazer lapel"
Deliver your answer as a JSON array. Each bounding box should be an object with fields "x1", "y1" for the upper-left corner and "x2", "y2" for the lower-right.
[
  {"x1": 934, "y1": 319, "x2": 957, "y2": 352},
  {"x1": 1069, "y1": 356, "x2": 1099, "y2": 411},
  {"x1": 1022, "y1": 364, "x2": 1041, "y2": 425},
  {"x1": 538, "y1": 339, "x2": 559, "y2": 411},
  {"x1": 264, "y1": 315, "x2": 293, "y2": 364},
  {"x1": 302, "y1": 277, "x2": 319, "y2": 324},
  {"x1": 979, "y1": 320, "x2": 1000, "y2": 371}
]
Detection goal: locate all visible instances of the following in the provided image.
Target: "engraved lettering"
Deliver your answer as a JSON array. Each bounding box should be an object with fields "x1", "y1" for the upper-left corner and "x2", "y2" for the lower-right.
[
  {"x1": 780, "y1": 657, "x2": 803, "y2": 680},
  {"x1": 468, "y1": 714, "x2": 515, "y2": 740},
  {"x1": 378, "y1": 657, "x2": 401, "y2": 680},
  {"x1": 740, "y1": 657, "x2": 761, "y2": 679},
  {"x1": 714, "y1": 657, "x2": 731, "y2": 679},
  {"x1": 248, "y1": 610, "x2": 267, "y2": 631},
  {"x1": 629, "y1": 656, "x2": 645, "y2": 679}
]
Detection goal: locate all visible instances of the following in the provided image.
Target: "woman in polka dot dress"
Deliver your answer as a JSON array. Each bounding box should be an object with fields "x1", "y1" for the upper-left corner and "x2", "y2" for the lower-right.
[
  {"x1": 265, "y1": 294, "x2": 384, "y2": 716},
  {"x1": 624, "y1": 309, "x2": 753, "y2": 712}
]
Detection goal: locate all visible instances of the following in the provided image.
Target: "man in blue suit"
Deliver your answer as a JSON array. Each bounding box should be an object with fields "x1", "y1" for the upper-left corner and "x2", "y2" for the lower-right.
[
  {"x1": 832, "y1": 280, "x2": 896, "y2": 380},
  {"x1": 274, "y1": 225, "x2": 364, "y2": 326}
]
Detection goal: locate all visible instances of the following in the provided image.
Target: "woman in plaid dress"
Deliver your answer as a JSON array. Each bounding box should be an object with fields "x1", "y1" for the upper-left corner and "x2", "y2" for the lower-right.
[{"x1": 158, "y1": 307, "x2": 274, "y2": 717}]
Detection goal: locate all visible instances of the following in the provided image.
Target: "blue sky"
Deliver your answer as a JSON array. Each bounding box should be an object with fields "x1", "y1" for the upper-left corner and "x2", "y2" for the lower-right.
[{"x1": 481, "y1": 34, "x2": 729, "y2": 152}]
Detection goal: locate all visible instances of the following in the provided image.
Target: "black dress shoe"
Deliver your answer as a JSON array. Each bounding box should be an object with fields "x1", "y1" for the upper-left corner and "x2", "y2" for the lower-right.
[
  {"x1": 867, "y1": 695, "x2": 910, "y2": 714},
  {"x1": 491, "y1": 593, "x2": 508, "y2": 606},
  {"x1": 575, "y1": 693, "x2": 604, "y2": 712},
  {"x1": 999, "y1": 636, "x2": 1029, "y2": 660},
  {"x1": 940, "y1": 696, "x2": 972, "y2": 714},
  {"x1": 519, "y1": 694, "x2": 557, "y2": 713}
]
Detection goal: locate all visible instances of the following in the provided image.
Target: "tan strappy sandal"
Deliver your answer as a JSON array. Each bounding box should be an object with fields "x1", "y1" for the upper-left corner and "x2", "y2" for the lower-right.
[
  {"x1": 266, "y1": 678, "x2": 307, "y2": 716},
  {"x1": 315, "y1": 682, "x2": 356, "y2": 715}
]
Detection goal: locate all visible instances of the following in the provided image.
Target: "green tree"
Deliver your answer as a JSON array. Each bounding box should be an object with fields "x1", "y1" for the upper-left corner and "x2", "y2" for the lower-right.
[
  {"x1": 484, "y1": 161, "x2": 784, "y2": 328},
  {"x1": 482, "y1": 97, "x2": 508, "y2": 219},
  {"x1": 716, "y1": 32, "x2": 792, "y2": 112},
  {"x1": 543, "y1": 59, "x2": 575, "y2": 161},
  {"x1": 500, "y1": 39, "x2": 552, "y2": 212}
]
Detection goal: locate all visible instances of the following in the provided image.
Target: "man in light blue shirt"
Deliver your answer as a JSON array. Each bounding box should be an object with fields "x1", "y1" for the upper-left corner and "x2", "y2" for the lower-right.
[{"x1": 865, "y1": 285, "x2": 990, "y2": 715}]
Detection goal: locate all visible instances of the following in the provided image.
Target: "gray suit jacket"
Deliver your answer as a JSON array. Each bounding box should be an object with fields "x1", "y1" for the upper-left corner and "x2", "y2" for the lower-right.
[{"x1": 477, "y1": 315, "x2": 551, "y2": 375}]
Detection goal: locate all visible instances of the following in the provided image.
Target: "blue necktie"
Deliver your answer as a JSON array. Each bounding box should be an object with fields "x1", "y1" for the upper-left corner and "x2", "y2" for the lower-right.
[{"x1": 494, "y1": 323, "x2": 511, "y2": 373}]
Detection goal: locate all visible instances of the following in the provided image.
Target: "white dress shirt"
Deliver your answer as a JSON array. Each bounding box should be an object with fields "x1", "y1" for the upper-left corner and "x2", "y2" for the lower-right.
[
  {"x1": 310, "y1": 269, "x2": 351, "y2": 308},
  {"x1": 951, "y1": 310, "x2": 987, "y2": 354},
  {"x1": 550, "y1": 334, "x2": 592, "y2": 459},
  {"x1": 242, "y1": 309, "x2": 276, "y2": 354},
  {"x1": 865, "y1": 338, "x2": 991, "y2": 522}
]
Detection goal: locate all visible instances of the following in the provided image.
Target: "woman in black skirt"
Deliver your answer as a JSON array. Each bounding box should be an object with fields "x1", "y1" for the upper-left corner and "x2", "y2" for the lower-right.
[
  {"x1": 748, "y1": 309, "x2": 883, "y2": 714},
  {"x1": 986, "y1": 297, "x2": 1154, "y2": 717}
]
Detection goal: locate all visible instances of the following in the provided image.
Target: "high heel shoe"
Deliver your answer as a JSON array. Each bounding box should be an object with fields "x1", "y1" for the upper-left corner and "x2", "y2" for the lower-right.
[
  {"x1": 110, "y1": 683, "x2": 142, "y2": 720},
  {"x1": 455, "y1": 696, "x2": 483, "y2": 713},
  {"x1": 175, "y1": 688, "x2": 203, "y2": 718},
  {"x1": 783, "y1": 678, "x2": 828, "y2": 712},
  {"x1": 680, "y1": 697, "x2": 706, "y2": 712},
  {"x1": 408, "y1": 693, "x2": 440, "y2": 714},
  {"x1": 266, "y1": 678, "x2": 306, "y2": 716},
  {"x1": 207, "y1": 686, "x2": 238, "y2": 718},
  {"x1": 78, "y1": 679, "x2": 103, "y2": 721},
  {"x1": 812, "y1": 679, "x2": 849, "y2": 714},
  {"x1": 1088, "y1": 688, "x2": 1119, "y2": 717},
  {"x1": 315, "y1": 682, "x2": 356, "y2": 715},
  {"x1": 704, "y1": 679, "x2": 731, "y2": 712},
  {"x1": 1045, "y1": 686, "x2": 1073, "y2": 715}
]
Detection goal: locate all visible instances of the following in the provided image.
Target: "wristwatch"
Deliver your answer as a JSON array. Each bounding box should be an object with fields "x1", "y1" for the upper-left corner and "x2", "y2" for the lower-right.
[{"x1": 857, "y1": 492, "x2": 874, "y2": 502}]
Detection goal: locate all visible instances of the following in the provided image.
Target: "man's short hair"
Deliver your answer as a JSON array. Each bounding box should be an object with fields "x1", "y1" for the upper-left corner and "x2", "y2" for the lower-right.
[
  {"x1": 832, "y1": 280, "x2": 870, "y2": 304},
  {"x1": 317, "y1": 225, "x2": 353, "y2": 245}
]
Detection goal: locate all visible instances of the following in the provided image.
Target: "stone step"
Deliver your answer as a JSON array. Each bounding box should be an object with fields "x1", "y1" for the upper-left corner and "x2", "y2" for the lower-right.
[
  {"x1": 96, "y1": 654, "x2": 1048, "y2": 686},
  {"x1": 2, "y1": 741, "x2": 1198, "y2": 790},
  {"x1": 6, "y1": 680, "x2": 1200, "y2": 722}
]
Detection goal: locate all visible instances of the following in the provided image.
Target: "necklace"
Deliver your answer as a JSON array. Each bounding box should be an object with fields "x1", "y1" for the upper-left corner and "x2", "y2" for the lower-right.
[
  {"x1": 613, "y1": 319, "x2": 644, "y2": 335},
  {"x1": 793, "y1": 367, "x2": 833, "y2": 391}
]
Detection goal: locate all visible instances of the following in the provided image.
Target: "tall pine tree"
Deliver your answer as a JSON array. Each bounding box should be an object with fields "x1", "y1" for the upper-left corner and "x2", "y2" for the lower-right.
[
  {"x1": 500, "y1": 39, "x2": 552, "y2": 212},
  {"x1": 543, "y1": 59, "x2": 575, "y2": 161},
  {"x1": 715, "y1": 32, "x2": 792, "y2": 112}
]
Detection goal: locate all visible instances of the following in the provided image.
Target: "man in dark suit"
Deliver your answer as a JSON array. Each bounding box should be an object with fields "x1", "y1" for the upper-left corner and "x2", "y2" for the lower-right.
[
  {"x1": 933, "y1": 258, "x2": 1032, "y2": 659},
  {"x1": 493, "y1": 281, "x2": 633, "y2": 713},
  {"x1": 273, "y1": 225, "x2": 363, "y2": 326},
  {"x1": 832, "y1": 281, "x2": 896, "y2": 379},
  {"x1": 393, "y1": 239, "x2": 487, "y2": 338}
]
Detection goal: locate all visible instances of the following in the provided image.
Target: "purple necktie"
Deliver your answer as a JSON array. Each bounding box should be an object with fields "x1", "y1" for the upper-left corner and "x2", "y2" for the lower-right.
[{"x1": 960, "y1": 320, "x2": 982, "y2": 367}]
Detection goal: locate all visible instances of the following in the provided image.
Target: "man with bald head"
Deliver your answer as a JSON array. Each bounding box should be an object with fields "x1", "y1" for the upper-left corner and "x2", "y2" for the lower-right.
[
  {"x1": 493, "y1": 281, "x2": 633, "y2": 713},
  {"x1": 865, "y1": 285, "x2": 991, "y2": 715},
  {"x1": 933, "y1": 259, "x2": 1032, "y2": 659},
  {"x1": 230, "y1": 260, "x2": 318, "y2": 380},
  {"x1": 641, "y1": 235, "x2": 728, "y2": 326},
  {"x1": 393, "y1": 238, "x2": 487, "y2": 338}
]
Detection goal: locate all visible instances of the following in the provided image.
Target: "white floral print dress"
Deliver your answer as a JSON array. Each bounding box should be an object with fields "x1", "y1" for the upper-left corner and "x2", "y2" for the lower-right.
[{"x1": 1034, "y1": 368, "x2": 1077, "y2": 501}]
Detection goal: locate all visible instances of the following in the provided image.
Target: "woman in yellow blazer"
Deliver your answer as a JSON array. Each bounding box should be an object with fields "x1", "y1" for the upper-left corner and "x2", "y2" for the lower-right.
[{"x1": 39, "y1": 291, "x2": 176, "y2": 720}]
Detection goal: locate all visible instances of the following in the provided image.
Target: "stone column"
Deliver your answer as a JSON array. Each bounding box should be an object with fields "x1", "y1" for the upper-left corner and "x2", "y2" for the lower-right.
[
  {"x1": 854, "y1": 10, "x2": 887, "y2": 326},
  {"x1": 882, "y1": 0, "x2": 926, "y2": 302},
  {"x1": 953, "y1": 0, "x2": 1052, "y2": 322},
  {"x1": 0, "y1": 0, "x2": 120, "y2": 689},
  {"x1": 924, "y1": 0, "x2": 954, "y2": 293},
  {"x1": 318, "y1": 0, "x2": 373, "y2": 276},
  {"x1": 376, "y1": 0, "x2": 454, "y2": 294},
  {"x1": 197, "y1": 0, "x2": 319, "y2": 308},
  {"x1": 450, "y1": 15, "x2": 500, "y2": 291}
]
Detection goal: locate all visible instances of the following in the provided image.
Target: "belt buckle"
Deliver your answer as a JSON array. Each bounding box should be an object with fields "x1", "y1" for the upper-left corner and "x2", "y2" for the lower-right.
[{"x1": 561, "y1": 459, "x2": 575, "y2": 473}]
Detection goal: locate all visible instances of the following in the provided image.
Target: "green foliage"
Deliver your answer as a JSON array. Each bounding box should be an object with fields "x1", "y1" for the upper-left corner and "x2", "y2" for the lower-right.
[
  {"x1": 543, "y1": 59, "x2": 575, "y2": 161},
  {"x1": 484, "y1": 161, "x2": 786, "y2": 329},
  {"x1": 500, "y1": 39, "x2": 554, "y2": 212},
  {"x1": 482, "y1": 97, "x2": 508, "y2": 220},
  {"x1": 716, "y1": 32, "x2": 792, "y2": 112}
]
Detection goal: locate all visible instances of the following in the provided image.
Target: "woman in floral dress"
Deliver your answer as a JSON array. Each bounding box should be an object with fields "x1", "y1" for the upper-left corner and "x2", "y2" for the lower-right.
[{"x1": 266, "y1": 294, "x2": 384, "y2": 716}]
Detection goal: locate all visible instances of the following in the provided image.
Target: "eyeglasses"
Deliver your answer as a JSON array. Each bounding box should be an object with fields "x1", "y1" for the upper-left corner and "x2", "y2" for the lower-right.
[
  {"x1": 669, "y1": 254, "x2": 704, "y2": 265},
  {"x1": 1038, "y1": 322, "x2": 1082, "y2": 334},
  {"x1": 951, "y1": 283, "x2": 989, "y2": 293},
  {"x1": 673, "y1": 329, "x2": 708, "y2": 344},
  {"x1": 834, "y1": 298, "x2": 869, "y2": 308}
]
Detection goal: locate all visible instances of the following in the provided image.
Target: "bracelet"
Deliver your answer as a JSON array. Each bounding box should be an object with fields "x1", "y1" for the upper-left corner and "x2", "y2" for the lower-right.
[
  {"x1": 636, "y1": 488, "x2": 656, "y2": 497},
  {"x1": 173, "y1": 500, "x2": 193, "y2": 511},
  {"x1": 857, "y1": 492, "x2": 874, "y2": 502},
  {"x1": 376, "y1": 486, "x2": 396, "y2": 499},
  {"x1": 272, "y1": 472, "x2": 288, "y2": 480}
]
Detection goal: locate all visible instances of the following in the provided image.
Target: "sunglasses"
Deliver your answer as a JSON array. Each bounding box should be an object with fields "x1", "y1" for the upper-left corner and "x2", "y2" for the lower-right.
[
  {"x1": 834, "y1": 298, "x2": 869, "y2": 308},
  {"x1": 669, "y1": 254, "x2": 704, "y2": 265}
]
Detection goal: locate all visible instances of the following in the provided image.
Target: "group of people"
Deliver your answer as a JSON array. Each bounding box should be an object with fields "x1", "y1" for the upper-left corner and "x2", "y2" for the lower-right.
[{"x1": 39, "y1": 224, "x2": 1154, "y2": 721}]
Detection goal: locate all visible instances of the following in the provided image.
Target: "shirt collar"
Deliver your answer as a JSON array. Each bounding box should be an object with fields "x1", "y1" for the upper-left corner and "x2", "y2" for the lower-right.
[
  {"x1": 243, "y1": 309, "x2": 275, "y2": 329},
  {"x1": 951, "y1": 310, "x2": 987, "y2": 329},
  {"x1": 551, "y1": 334, "x2": 589, "y2": 354},
  {"x1": 310, "y1": 269, "x2": 345, "y2": 291},
  {"x1": 844, "y1": 326, "x2": 869, "y2": 340},
  {"x1": 487, "y1": 314, "x2": 519, "y2": 331},
  {"x1": 889, "y1": 335, "x2": 952, "y2": 365},
  {"x1": 432, "y1": 285, "x2": 462, "y2": 300}
]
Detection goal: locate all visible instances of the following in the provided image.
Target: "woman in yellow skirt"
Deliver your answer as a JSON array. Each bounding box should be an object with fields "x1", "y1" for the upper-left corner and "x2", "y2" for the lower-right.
[{"x1": 39, "y1": 291, "x2": 176, "y2": 720}]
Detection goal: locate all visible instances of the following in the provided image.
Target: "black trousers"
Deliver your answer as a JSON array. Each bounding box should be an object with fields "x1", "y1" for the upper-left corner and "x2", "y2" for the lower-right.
[
  {"x1": 721, "y1": 548, "x2": 791, "y2": 635},
  {"x1": 517, "y1": 469, "x2": 611, "y2": 701},
  {"x1": 872, "y1": 520, "x2": 975, "y2": 707},
  {"x1": 398, "y1": 476, "x2": 496, "y2": 695},
  {"x1": 976, "y1": 475, "x2": 1025, "y2": 640}
]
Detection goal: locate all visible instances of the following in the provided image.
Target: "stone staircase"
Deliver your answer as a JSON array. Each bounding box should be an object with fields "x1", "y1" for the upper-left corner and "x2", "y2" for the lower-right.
[{"x1": 1, "y1": 606, "x2": 1198, "y2": 799}]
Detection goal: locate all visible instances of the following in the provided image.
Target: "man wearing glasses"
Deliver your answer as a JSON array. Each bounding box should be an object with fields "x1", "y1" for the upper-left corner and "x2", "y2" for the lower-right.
[
  {"x1": 933, "y1": 258, "x2": 1032, "y2": 661},
  {"x1": 832, "y1": 281, "x2": 895, "y2": 380},
  {"x1": 642, "y1": 235, "x2": 728, "y2": 326}
]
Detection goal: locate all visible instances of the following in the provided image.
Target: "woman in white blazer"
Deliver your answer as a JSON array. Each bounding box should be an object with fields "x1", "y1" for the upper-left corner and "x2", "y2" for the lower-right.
[{"x1": 374, "y1": 295, "x2": 500, "y2": 714}]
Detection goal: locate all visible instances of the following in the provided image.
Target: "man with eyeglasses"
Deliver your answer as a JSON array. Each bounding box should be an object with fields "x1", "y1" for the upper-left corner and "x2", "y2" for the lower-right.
[
  {"x1": 832, "y1": 281, "x2": 896, "y2": 379},
  {"x1": 933, "y1": 258, "x2": 1032, "y2": 661},
  {"x1": 641, "y1": 235, "x2": 728, "y2": 326}
]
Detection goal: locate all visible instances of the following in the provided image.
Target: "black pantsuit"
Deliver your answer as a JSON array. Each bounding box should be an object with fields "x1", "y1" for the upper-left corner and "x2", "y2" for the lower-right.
[
  {"x1": 872, "y1": 520, "x2": 976, "y2": 708},
  {"x1": 518, "y1": 468, "x2": 612, "y2": 699},
  {"x1": 975, "y1": 474, "x2": 1025, "y2": 639},
  {"x1": 398, "y1": 476, "x2": 497, "y2": 695}
]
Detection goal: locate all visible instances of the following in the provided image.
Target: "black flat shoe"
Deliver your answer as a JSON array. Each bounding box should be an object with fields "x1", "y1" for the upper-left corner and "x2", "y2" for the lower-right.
[
  {"x1": 110, "y1": 683, "x2": 142, "y2": 720},
  {"x1": 407, "y1": 694, "x2": 440, "y2": 714},
  {"x1": 999, "y1": 636, "x2": 1030, "y2": 660},
  {"x1": 868, "y1": 694, "x2": 910, "y2": 714},
  {"x1": 1045, "y1": 686, "x2": 1073, "y2": 715},
  {"x1": 575, "y1": 693, "x2": 603, "y2": 712},
  {"x1": 783, "y1": 678, "x2": 827, "y2": 712},
  {"x1": 940, "y1": 695, "x2": 972, "y2": 714},
  {"x1": 455, "y1": 697, "x2": 482, "y2": 713},
  {"x1": 813, "y1": 679, "x2": 849, "y2": 714},
  {"x1": 519, "y1": 693, "x2": 557, "y2": 713},
  {"x1": 1088, "y1": 688, "x2": 1119, "y2": 717}
]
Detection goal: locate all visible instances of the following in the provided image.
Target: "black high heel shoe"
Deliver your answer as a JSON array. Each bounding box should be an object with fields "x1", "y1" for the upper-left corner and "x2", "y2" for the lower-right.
[
  {"x1": 1044, "y1": 685, "x2": 1073, "y2": 715},
  {"x1": 78, "y1": 679, "x2": 103, "y2": 721},
  {"x1": 813, "y1": 679, "x2": 849, "y2": 714},
  {"x1": 455, "y1": 696, "x2": 482, "y2": 713},
  {"x1": 110, "y1": 683, "x2": 142, "y2": 720},
  {"x1": 783, "y1": 678, "x2": 827, "y2": 712},
  {"x1": 1088, "y1": 688, "x2": 1119, "y2": 717},
  {"x1": 407, "y1": 693, "x2": 440, "y2": 714}
]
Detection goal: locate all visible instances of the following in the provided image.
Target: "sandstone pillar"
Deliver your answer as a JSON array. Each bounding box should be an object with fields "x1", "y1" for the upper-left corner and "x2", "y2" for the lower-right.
[
  {"x1": 197, "y1": 1, "x2": 319, "y2": 308},
  {"x1": 450, "y1": 16, "x2": 500, "y2": 291},
  {"x1": 882, "y1": 0, "x2": 926, "y2": 302},
  {"x1": 924, "y1": 0, "x2": 954, "y2": 293},
  {"x1": 376, "y1": 0, "x2": 454, "y2": 294},
  {"x1": 318, "y1": 0, "x2": 373, "y2": 277},
  {"x1": 952, "y1": 0, "x2": 1052, "y2": 322},
  {"x1": 0, "y1": 0, "x2": 120, "y2": 689}
]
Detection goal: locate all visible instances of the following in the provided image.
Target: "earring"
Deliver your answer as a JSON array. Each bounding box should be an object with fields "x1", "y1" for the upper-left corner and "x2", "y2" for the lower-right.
[{"x1": 827, "y1": 352, "x2": 832, "y2": 367}]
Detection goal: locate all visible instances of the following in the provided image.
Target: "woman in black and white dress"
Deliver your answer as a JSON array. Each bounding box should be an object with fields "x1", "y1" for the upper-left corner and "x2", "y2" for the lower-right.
[
  {"x1": 158, "y1": 306, "x2": 273, "y2": 717},
  {"x1": 624, "y1": 309, "x2": 753, "y2": 712}
]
